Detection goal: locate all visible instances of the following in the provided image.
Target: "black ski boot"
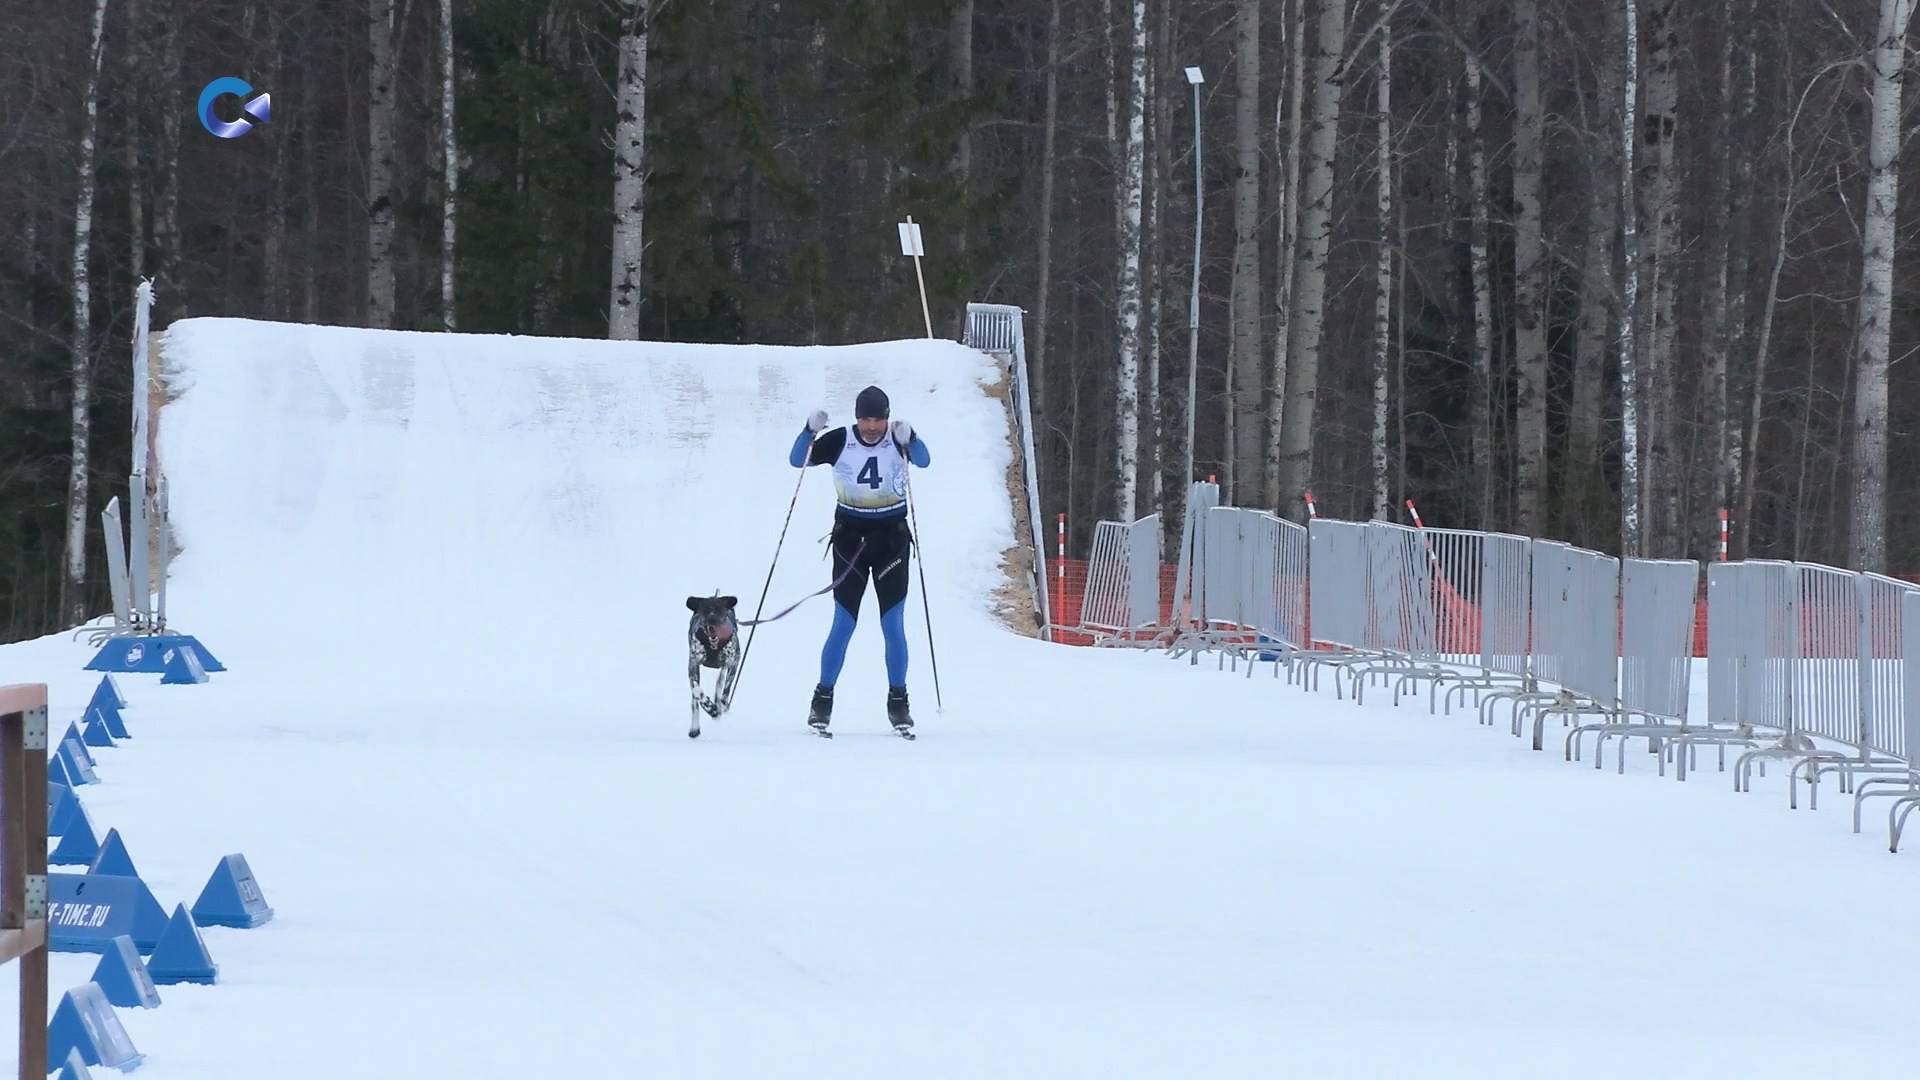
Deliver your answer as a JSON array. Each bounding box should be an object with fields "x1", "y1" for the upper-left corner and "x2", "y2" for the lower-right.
[
  {"x1": 808, "y1": 685, "x2": 834, "y2": 735},
  {"x1": 887, "y1": 686, "x2": 915, "y2": 738}
]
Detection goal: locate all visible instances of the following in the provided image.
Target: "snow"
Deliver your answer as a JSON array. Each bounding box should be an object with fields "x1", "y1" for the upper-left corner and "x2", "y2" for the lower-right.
[{"x1": 4, "y1": 318, "x2": 1919, "y2": 1078}]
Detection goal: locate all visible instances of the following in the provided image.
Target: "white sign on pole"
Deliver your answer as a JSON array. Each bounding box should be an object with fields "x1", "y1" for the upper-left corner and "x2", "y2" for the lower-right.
[{"x1": 897, "y1": 221, "x2": 925, "y2": 257}]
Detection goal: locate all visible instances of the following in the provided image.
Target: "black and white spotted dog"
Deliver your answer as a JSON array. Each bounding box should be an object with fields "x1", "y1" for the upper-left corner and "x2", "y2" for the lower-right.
[{"x1": 685, "y1": 594, "x2": 741, "y2": 739}]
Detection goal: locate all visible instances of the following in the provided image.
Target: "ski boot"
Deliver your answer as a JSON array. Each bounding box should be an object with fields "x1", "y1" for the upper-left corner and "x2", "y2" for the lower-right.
[
  {"x1": 887, "y1": 686, "x2": 915, "y2": 738},
  {"x1": 808, "y1": 685, "x2": 834, "y2": 735}
]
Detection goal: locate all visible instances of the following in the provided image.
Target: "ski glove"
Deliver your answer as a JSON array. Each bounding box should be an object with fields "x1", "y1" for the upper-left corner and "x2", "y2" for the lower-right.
[
  {"x1": 890, "y1": 420, "x2": 913, "y2": 448},
  {"x1": 806, "y1": 409, "x2": 829, "y2": 433}
]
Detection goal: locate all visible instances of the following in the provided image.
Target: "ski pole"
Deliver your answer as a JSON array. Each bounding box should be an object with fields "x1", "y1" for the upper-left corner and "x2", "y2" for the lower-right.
[
  {"x1": 727, "y1": 437, "x2": 815, "y2": 710},
  {"x1": 904, "y1": 464, "x2": 943, "y2": 713}
]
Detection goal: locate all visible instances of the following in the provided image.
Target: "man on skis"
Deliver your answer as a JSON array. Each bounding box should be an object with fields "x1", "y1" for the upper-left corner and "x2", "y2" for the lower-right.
[{"x1": 788, "y1": 385, "x2": 930, "y2": 735}]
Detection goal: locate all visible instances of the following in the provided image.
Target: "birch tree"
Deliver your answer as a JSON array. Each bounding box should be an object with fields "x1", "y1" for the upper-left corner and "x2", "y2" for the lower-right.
[
  {"x1": 1640, "y1": 0, "x2": 1680, "y2": 552},
  {"x1": 1464, "y1": 50, "x2": 1494, "y2": 526},
  {"x1": 1112, "y1": 0, "x2": 1148, "y2": 522},
  {"x1": 368, "y1": 0, "x2": 398, "y2": 327},
  {"x1": 1848, "y1": 0, "x2": 1916, "y2": 573},
  {"x1": 1275, "y1": 0, "x2": 1349, "y2": 518},
  {"x1": 1269, "y1": 0, "x2": 1308, "y2": 508},
  {"x1": 609, "y1": 1, "x2": 649, "y2": 340},
  {"x1": 1511, "y1": 0, "x2": 1547, "y2": 536},
  {"x1": 1371, "y1": 9, "x2": 1394, "y2": 521},
  {"x1": 1033, "y1": 0, "x2": 1060, "y2": 424},
  {"x1": 1618, "y1": 0, "x2": 1643, "y2": 557},
  {"x1": 1230, "y1": 0, "x2": 1264, "y2": 504},
  {"x1": 62, "y1": 0, "x2": 110, "y2": 623},
  {"x1": 440, "y1": 0, "x2": 458, "y2": 330}
]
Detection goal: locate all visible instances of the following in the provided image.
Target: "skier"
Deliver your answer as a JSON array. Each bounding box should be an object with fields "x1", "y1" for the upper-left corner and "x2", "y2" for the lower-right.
[{"x1": 788, "y1": 385, "x2": 930, "y2": 735}]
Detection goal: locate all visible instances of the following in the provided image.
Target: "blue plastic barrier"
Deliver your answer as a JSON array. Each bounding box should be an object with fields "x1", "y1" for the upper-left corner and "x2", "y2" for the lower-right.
[
  {"x1": 61, "y1": 724, "x2": 95, "y2": 768},
  {"x1": 81, "y1": 713, "x2": 116, "y2": 748},
  {"x1": 90, "y1": 935, "x2": 162, "y2": 1009},
  {"x1": 46, "y1": 983, "x2": 143, "y2": 1073},
  {"x1": 147, "y1": 904, "x2": 218, "y2": 985},
  {"x1": 160, "y1": 643, "x2": 210, "y2": 685},
  {"x1": 88, "y1": 829, "x2": 140, "y2": 880},
  {"x1": 55, "y1": 1048, "x2": 95, "y2": 1080},
  {"x1": 87, "y1": 674, "x2": 126, "y2": 713},
  {"x1": 48, "y1": 752, "x2": 73, "y2": 787},
  {"x1": 87, "y1": 633, "x2": 225, "y2": 674},
  {"x1": 91, "y1": 702, "x2": 130, "y2": 740},
  {"x1": 48, "y1": 782, "x2": 77, "y2": 837},
  {"x1": 192, "y1": 854, "x2": 274, "y2": 928},
  {"x1": 47, "y1": 873, "x2": 168, "y2": 953},
  {"x1": 49, "y1": 805, "x2": 100, "y2": 867},
  {"x1": 59, "y1": 739, "x2": 99, "y2": 786}
]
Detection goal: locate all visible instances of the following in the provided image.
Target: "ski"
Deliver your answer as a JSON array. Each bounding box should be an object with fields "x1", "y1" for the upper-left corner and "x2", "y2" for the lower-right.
[
  {"x1": 893, "y1": 728, "x2": 916, "y2": 741},
  {"x1": 809, "y1": 727, "x2": 834, "y2": 739}
]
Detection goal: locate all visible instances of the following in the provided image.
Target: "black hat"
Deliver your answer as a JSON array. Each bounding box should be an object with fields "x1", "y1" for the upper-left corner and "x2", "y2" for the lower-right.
[{"x1": 855, "y1": 385, "x2": 890, "y2": 419}]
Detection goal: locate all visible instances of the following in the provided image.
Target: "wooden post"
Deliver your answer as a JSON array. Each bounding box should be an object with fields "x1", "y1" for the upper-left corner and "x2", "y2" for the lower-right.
[
  {"x1": 899, "y1": 217, "x2": 933, "y2": 338},
  {"x1": 0, "y1": 684, "x2": 48, "y2": 1079}
]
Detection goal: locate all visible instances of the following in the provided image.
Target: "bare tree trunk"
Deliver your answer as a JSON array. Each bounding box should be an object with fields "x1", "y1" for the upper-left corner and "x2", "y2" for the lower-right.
[
  {"x1": 64, "y1": 0, "x2": 111, "y2": 624},
  {"x1": 1725, "y1": 14, "x2": 1759, "y2": 556},
  {"x1": 1641, "y1": 0, "x2": 1680, "y2": 553},
  {"x1": 1112, "y1": 0, "x2": 1148, "y2": 521},
  {"x1": 440, "y1": 0, "x2": 458, "y2": 330},
  {"x1": 1229, "y1": 0, "x2": 1263, "y2": 505},
  {"x1": 1465, "y1": 50, "x2": 1494, "y2": 528},
  {"x1": 1511, "y1": 0, "x2": 1547, "y2": 536},
  {"x1": 1618, "y1": 0, "x2": 1643, "y2": 556},
  {"x1": 1849, "y1": 0, "x2": 1915, "y2": 572},
  {"x1": 127, "y1": 0, "x2": 144, "y2": 286},
  {"x1": 1141, "y1": 37, "x2": 1162, "y2": 512},
  {"x1": 609, "y1": 0, "x2": 649, "y2": 340},
  {"x1": 1370, "y1": 10, "x2": 1393, "y2": 521},
  {"x1": 152, "y1": 0, "x2": 183, "y2": 313},
  {"x1": 1035, "y1": 0, "x2": 1061, "y2": 424},
  {"x1": 1268, "y1": 0, "x2": 1307, "y2": 508},
  {"x1": 1275, "y1": 0, "x2": 1349, "y2": 519},
  {"x1": 949, "y1": 0, "x2": 973, "y2": 255},
  {"x1": 367, "y1": 0, "x2": 398, "y2": 327}
]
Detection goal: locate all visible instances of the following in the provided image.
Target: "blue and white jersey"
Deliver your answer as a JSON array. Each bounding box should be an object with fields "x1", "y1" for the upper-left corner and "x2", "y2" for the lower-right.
[{"x1": 789, "y1": 425, "x2": 932, "y2": 522}]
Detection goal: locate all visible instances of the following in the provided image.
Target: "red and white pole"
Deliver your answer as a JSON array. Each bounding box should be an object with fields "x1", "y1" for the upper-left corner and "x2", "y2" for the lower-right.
[
  {"x1": 1055, "y1": 512, "x2": 1067, "y2": 642},
  {"x1": 1303, "y1": 490, "x2": 1317, "y2": 519},
  {"x1": 1718, "y1": 507, "x2": 1729, "y2": 562}
]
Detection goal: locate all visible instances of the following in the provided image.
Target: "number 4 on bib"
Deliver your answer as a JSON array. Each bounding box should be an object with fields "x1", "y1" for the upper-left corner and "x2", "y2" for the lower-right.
[{"x1": 857, "y1": 457, "x2": 883, "y2": 489}]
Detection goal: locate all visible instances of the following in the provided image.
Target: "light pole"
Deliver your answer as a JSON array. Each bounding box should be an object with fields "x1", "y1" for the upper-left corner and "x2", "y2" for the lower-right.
[{"x1": 1182, "y1": 66, "x2": 1204, "y2": 503}]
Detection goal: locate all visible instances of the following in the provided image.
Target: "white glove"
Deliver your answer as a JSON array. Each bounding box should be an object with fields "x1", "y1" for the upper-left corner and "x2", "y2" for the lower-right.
[
  {"x1": 806, "y1": 409, "x2": 829, "y2": 433},
  {"x1": 890, "y1": 419, "x2": 914, "y2": 446}
]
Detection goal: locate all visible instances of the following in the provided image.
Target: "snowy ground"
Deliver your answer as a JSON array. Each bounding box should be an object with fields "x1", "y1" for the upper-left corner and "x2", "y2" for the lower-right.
[{"x1": 3, "y1": 320, "x2": 1918, "y2": 1078}]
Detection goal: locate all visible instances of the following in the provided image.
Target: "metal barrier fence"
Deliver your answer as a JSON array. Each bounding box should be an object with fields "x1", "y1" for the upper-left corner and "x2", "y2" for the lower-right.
[
  {"x1": 1044, "y1": 488, "x2": 1920, "y2": 850},
  {"x1": 1620, "y1": 558, "x2": 1699, "y2": 721}
]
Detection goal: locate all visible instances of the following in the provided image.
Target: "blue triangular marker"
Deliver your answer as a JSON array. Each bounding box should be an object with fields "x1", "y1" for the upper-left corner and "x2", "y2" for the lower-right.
[
  {"x1": 87, "y1": 829, "x2": 139, "y2": 880},
  {"x1": 47, "y1": 783, "x2": 76, "y2": 837},
  {"x1": 177, "y1": 635, "x2": 226, "y2": 672},
  {"x1": 55, "y1": 1047, "x2": 95, "y2": 1080},
  {"x1": 146, "y1": 904, "x2": 218, "y2": 985},
  {"x1": 160, "y1": 644, "x2": 210, "y2": 685},
  {"x1": 81, "y1": 713, "x2": 115, "y2": 749},
  {"x1": 91, "y1": 703, "x2": 130, "y2": 740},
  {"x1": 90, "y1": 935, "x2": 161, "y2": 1009},
  {"x1": 192, "y1": 853, "x2": 274, "y2": 928},
  {"x1": 45, "y1": 983, "x2": 142, "y2": 1072},
  {"x1": 48, "y1": 750, "x2": 74, "y2": 787},
  {"x1": 87, "y1": 674, "x2": 126, "y2": 714},
  {"x1": 49, "y1": 802, "x2": 100, "y2": 866},
  {"x1": 59, "y1": 740, "x2": 99, "y2": 785},
  {"x1": 61, "y1": 723, "x2": 95, "y2": 768}
]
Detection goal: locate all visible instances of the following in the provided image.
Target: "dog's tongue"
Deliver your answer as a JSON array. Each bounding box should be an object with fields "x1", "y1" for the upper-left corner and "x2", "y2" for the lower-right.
[{"x1": 710, "y1": 623, "x2": 733, "y2": 642}]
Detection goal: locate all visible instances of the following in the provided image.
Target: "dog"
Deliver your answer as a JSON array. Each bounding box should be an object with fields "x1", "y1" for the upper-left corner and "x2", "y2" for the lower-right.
[{"x1": 685, "y1": 594, "x2": 740, "y2": 739}]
